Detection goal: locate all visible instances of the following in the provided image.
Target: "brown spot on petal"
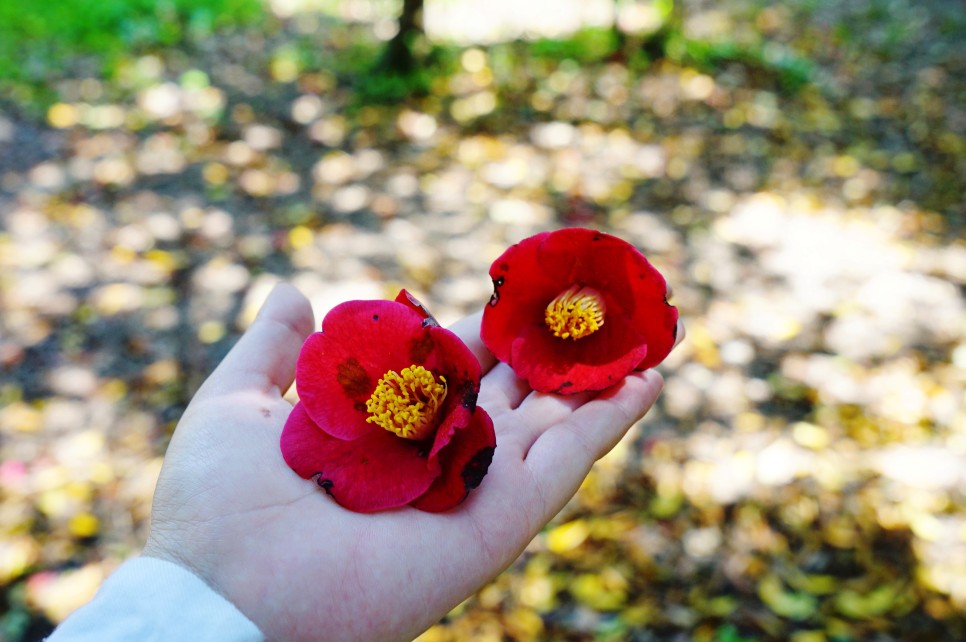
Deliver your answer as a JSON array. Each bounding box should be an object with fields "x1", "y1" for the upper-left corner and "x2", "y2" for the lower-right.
[
  {"x1": 460, "y1": 384, "x2": 479, "y2": 410},
  {"x1": 315, "y1": 476, "x2": 334, "y2": 496},
  {"x1": 337, "y1": 358, "x2": 372, "y2": 399},
  {"x1": 462, "y1": 446, "x2": 495, "y2": 490},
  {"x1": 409, "y1": 332, "x2": 435, "y2": 363},
  {"x1": 552, "y1": 381, "x2": 574, "y2": 395},
  {"x1": 488, "y1": 276, "x2": 505, "y2": 307}
]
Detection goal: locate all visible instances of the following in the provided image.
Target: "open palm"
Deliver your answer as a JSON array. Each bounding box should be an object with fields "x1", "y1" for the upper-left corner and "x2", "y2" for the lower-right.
[{"x1": 144, "y1": 284, "x2": 670, "y2": 641}]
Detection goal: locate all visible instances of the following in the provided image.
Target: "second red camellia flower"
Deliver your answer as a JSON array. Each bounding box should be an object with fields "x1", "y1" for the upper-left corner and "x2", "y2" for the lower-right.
[
  {"x1": 481, "y1": 228, "x2": 678, "y2": 394},
  {"x1": 280, "y1": 291, "x2": 495, "y2": 513}
]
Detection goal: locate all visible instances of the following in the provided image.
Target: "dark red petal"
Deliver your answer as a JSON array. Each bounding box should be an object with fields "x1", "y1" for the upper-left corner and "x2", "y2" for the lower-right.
[
  {"x1": 510, "y1": 323, "x2": 649, "y2": 394},
  {"x1": 410, "y1": 408, "x2": 496, "y2": 513},
  {"x1": 420, "y1": 325, "x2": 483, "y2": 459},
  {"x1": 393, "y1": 289, "x2": 439, "y2": 327},
  {"x1": 296, "y1": 300, "x2": 429, "y2": 440},
  {"x1": 281, "y1": 403, "x2": 440, "y2": 513},
  {"x1": 481, "y1": 232, "x2": 561, "y2": 365}
]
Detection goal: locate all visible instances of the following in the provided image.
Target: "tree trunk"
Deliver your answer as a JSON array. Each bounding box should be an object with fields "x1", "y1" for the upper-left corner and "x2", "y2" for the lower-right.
[{"x1": 383, "y1": 0, "x2": 424, "y2": 73}]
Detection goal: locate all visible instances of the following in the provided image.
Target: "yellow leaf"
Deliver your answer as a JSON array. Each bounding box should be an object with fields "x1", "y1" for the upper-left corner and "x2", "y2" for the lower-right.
[
  {"x1": 758, "y1": 574, "x2": 817, "y2": 620},
  {"x1": 570, "y1": 569, "x2": 628, "y2": 611},
  {"x1": 69, "y1": 513, "x2": 100, "y2": 538},
  {"x1": 503, "y1": 607, "x2": 544, "y2": 641},
  {"x1": 27, "y1": 564, "x2": 105, "y2": 623},
  {"x1": 834, "y1": 583, "x2": 902, "y2": 620},
  {"x1": 546, "y1": 519, "x2": 589, "y2": 554},
  {"x1": 0, "y1": 402, "x2": 42, "y2": 433},
  {"x1": 289, "y1": 225, "x2": 314, "y2": 250},
  {"x1": 0, "y1": 537, "x2": 40, "y2": 584}
]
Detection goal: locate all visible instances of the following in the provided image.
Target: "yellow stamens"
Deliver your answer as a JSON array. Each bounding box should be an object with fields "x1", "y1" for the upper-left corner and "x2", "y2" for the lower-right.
[
  {"x1": 365, "y1": 365, "x2": 447, "y2": 440},
  {"x1": 545, "y1": 285, "x2": 606, "y2": 340}
]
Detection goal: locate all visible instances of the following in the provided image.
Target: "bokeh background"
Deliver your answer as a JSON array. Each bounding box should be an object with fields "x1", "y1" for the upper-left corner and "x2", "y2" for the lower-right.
[{"x1": 1, "y1": 0, "x2": 964, "y2": 640}]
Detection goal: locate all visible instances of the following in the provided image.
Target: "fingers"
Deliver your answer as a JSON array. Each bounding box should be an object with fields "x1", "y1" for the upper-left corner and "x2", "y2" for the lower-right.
[
  {"x1": 446, "y1": 311, "x2": 497, "y2": 373},
  {"x1": 493, "y1": 388, "x2": 596, "y2": 456},
  {"x1": 522, "y1": 369, "x2": 665, "y2": 521},
  {"x1": 197, "y1": 283, "x2": 316, "y2": 399},
  {"x1": 674, "y1": 318, "x2": 686, "y2": 348},
  {"x1": 479, "y1": 362, "x2": 531, "y2": 411}
]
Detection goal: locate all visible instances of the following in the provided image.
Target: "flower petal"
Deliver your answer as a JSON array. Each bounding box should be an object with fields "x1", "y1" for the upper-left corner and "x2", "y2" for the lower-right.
[
  {"x1": 510, "y1": 323, "x2": 649, "y2": 394},
  {"x1": 535, "y1": 227, "x2": 669, "y2": 321},
  {"x1": 393, "y1": 289, "x2": 439, "y2": 327},
  {"x1": 280, "y1": 403, "x2": 440, "y2": 513},
  {"x1": 481, "y1": 231, "x2": 561, "y2": 365},
  {"x1": 410, "y1": 408, "x2": 496, "y2": 513},
  {"x1": 482, "y1": 228, "x2": 678, "y2": 393},
  {"x1": 296, "y1": 300, "x2": 429, "y2": 440},
  {"x1": 420, "y1": 325, "x2": 483, "y2": 459}
]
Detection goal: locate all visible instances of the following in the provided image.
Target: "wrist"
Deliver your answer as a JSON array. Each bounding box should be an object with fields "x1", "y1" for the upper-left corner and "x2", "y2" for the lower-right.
[
  {"x1": 49, "y1": 557, "x2": 263, "y2": 641},
  {"x1": 143, "y1": 527, "x2": 219, "y2": 597}
]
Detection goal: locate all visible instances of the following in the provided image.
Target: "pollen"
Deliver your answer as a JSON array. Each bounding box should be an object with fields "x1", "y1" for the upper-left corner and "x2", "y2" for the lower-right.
[
  {"x1": 545, "y1": 285, "x2": 606, "y2": 340},
  {"x1": 366, "y1": 365, "x2": 447, "y2": 440}
]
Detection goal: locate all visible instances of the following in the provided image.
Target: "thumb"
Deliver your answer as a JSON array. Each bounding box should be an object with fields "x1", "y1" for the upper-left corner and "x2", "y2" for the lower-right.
[{"x1": 197, "y1": 284, "x2": 315, "y2": 400}]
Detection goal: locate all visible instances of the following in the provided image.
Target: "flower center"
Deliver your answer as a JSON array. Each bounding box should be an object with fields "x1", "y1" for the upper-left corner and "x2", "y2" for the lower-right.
[
  {"x1": 365, "y1": 365, "x2": 447, "y2": 440},
  {"x1": 544, "y1": 285, "x2": 606, "y2": 340}
]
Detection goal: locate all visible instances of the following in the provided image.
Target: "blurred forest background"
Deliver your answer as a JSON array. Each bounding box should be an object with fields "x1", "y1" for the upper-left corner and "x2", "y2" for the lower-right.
[{"x1": 1, "y1": 0, "x2": 965, "y2": 640}]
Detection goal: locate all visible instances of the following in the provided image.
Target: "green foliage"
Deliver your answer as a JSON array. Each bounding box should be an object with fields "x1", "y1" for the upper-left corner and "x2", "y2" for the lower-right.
[
  {"x1": 0, "y1": 583, "x2": 33, "y2": 641},
  {"x1": 354, "y1": 68, "x2": 432, "y2": 104},
  {"x1": 0, "y1": 0, "x2": 262, "y2": 86},
  {"x1": 334, "y1": 36, "x2": 459, "y2": 107},
  {"x1": 758, "y1": 574, "x2": 819, "y2": 621},
  {"x1": 520, "y1": 11, "x2": 811, "y2": 95},
  {"x1": 714, "y1": 624, "x2": 757, "y2": 642},
  {"x1": 530, "y1": 27, "x2": 621, "y2": 64},
  {"x1": 669, "y1": 36, "x2": 814, "y2": 94}
]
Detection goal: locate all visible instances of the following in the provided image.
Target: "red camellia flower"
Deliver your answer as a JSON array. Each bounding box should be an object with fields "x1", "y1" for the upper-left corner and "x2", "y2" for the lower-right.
[
  {"x1": 481, "y1": 228, "x2": 678, "y2": 394},
  {"x1": 280, "y1": 291, "x2": 495, "y2": 513}
]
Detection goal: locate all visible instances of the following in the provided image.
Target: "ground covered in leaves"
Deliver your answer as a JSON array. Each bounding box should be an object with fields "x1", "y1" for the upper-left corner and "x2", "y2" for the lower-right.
[{"x1": 1, "y1": 0, "x2": 965, "y2": 640}]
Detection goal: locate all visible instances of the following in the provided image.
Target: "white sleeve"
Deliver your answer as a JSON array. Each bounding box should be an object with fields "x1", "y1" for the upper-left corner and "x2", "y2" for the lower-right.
[{"x1": 46, "y1": 556, "x2": 264, "y2": 642}]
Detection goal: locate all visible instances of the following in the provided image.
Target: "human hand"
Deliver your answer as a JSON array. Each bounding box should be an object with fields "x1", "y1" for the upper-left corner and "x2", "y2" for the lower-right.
[{"x1": 144, "y1": 283, "x2": 679, "y2": 641}]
